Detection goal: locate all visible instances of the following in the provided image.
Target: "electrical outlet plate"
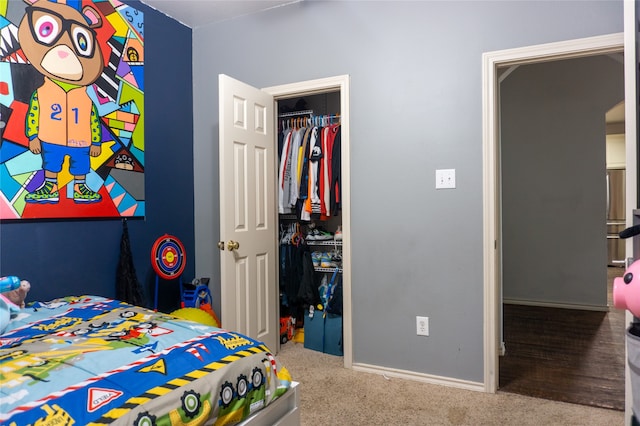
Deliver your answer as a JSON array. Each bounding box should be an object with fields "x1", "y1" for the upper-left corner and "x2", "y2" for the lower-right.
[
  {"x1": 435, "y1": 169, "x2": 456, "y2": 189},
  {"x1": 416, "y1": 316, "x2": 429, "y2": 336}
]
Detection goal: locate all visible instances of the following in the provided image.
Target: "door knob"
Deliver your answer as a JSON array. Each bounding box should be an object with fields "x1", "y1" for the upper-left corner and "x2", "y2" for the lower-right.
[
  {"x1": 227, "y1": 240, "x2": 240, "y2": 251},
  {"x1": 217, "y1": 241, "x2": 225, "y2": 250}
]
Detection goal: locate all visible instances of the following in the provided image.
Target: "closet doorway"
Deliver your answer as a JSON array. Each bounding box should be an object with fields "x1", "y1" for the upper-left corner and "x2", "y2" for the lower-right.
[{"x1": 218, "y1": 75, "x2": 352, "y2": 368}]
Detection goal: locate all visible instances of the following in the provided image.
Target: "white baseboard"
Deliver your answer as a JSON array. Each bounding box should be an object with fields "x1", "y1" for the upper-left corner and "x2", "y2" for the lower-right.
[
  {"x1": 352, "y1": 363, "x2": 485, "y2": 393},
  {"x1": 502, "y1": 298, "x2": 609, "y2": 312}
]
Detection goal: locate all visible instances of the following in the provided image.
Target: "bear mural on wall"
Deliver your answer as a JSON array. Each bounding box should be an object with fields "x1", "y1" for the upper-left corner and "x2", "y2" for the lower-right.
[
  {"x1": 0, "y1": 0, "x2": 145, "y2": 219},
  {"x1": 19, "y1": 0, "x2": 105, "y2": 204}
]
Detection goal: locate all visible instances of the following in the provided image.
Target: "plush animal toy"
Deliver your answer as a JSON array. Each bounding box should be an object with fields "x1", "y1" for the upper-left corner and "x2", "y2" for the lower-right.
[
  {"x1": 0, "y1": 275, "x2": 20, "y2": 293},
  {"x1": 0, "y1": 276, "x2": 30, "y2": 334},
  {"x1": 3, "y1": 280, "x2": 31, "y2": 308}
]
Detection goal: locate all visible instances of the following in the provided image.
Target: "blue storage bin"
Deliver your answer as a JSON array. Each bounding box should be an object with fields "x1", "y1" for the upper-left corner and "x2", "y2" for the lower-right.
[
  {"x1": 303, "y1": 310, "x2": 325, "y2": 352},
  {"x1": 303, "y1": 310, "x2": 343, "y2": 356},
  {"x1": 324, "y1": 313, "x2": 343, "y2": 356}
]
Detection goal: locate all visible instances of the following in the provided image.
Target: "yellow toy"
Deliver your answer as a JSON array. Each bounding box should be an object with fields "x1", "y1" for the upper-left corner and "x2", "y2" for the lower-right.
[{"x1": 171, "y1": 307, "x2": 219, "y2": 327}]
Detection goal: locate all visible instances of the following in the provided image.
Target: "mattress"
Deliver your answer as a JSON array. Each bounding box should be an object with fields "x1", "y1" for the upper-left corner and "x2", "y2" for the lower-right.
[{"x1": 0, "y1": 295, "x2": 292, "y2": 425}]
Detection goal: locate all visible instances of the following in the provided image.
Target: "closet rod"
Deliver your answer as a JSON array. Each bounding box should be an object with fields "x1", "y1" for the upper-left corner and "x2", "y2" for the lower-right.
[{"x1": 278, "y1": 109, "x2": 313, "y2": 118}]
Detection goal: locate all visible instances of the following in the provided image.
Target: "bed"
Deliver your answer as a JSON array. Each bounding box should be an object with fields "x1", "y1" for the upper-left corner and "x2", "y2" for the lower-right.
[{"x1": 0, "y1": 295, "x2": 299, "y2": 425}]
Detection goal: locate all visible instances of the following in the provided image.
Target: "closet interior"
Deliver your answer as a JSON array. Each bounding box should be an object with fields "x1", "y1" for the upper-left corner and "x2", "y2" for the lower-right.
[{"x1": 277, "y1": 91, "x2": 344, "y2": 356}]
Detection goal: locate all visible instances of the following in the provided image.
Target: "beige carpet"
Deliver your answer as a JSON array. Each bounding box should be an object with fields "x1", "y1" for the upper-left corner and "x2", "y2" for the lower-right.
[{"x1": 276, "y1": 341, "x2": 624, "y2": 425}]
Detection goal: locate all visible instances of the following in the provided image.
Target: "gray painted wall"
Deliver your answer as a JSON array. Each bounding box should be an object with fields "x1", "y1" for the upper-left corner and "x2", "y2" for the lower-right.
[
  {"x1": 501, "y1": 56, "x2": 624, "y2": 307},
  {"x1": 193, "y1": 1, "x2": 623, "y2": 384}
]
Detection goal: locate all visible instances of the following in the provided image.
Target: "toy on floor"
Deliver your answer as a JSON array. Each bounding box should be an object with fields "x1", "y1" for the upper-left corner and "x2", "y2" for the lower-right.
[
  {"x1": 171, "y1": 307, "x2": 219, "y2": 327},
  {"x1": 280, "y1": 316, "x2": 295, "y2": 344},
  {"x1": 150, "y1": 235, "x2": 221, "y2": 326},
  {"x1": 179, "y1": 278, "x2": 221, "y2": 327}
]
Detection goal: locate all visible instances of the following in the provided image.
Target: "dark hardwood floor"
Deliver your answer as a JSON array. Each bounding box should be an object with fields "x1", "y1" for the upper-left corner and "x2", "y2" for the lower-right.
[{"x1": 498, "y1": 267, "x2": 626, "y2": 411}]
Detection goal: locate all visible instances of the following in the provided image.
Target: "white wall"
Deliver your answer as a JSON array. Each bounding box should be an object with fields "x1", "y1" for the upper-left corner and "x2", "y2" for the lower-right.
[
  {"x1": 193, "y1": 0, "x2": 623, "y2": 384},
  {"x1": 608, "y1": 134, "x2": 626, "y2": 168}
]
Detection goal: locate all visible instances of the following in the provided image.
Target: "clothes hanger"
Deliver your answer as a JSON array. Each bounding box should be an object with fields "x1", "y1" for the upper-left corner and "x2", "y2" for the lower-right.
[{"x1": 291, "y1": 222, "x2": 305, "y2": 246}]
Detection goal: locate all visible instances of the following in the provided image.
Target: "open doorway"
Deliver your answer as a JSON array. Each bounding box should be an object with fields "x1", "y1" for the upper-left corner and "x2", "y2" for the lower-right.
[
  {"x1": 263, "y1": 75, "x2": 353, "y2": 368},
  {"x1": 497, "y1": 53, "x2": 625, "y2": 410},
  {"x1": 481, "y1": 33, "x2": 629, "y2": 405}
]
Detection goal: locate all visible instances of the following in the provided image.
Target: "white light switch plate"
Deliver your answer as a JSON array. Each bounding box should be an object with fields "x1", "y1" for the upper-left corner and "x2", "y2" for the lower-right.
[{"x1": 435, "y1": 169, "x2": 456, "y2": 189}]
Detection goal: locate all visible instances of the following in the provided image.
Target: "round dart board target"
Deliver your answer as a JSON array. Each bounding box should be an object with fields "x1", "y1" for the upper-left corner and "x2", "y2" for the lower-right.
[{"x1": 151, "y1": 234, "x2": 186, "y2": 280}]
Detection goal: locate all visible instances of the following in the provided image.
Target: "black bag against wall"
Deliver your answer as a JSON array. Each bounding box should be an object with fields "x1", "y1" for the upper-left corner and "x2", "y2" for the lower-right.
[{"x1": 116, "y1": 220, "x2": 144, "y2": 306}]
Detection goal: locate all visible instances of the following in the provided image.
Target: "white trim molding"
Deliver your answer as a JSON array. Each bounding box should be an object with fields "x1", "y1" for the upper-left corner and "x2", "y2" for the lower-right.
[
  {"x1": 623, "y1": 2, "x2": 638, "y2": 422},
  {"x1": 352, "y1": 363, "x2": 485, "y2": 393}
]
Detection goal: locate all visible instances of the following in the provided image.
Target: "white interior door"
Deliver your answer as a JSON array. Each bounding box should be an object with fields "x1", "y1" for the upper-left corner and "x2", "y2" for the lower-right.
[{"x1": 218, "y1": 74, "x2": 277, "y2": 351}]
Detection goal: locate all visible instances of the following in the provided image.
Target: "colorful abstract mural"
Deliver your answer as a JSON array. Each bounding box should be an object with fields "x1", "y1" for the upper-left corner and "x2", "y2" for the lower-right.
[{"x1": 0, "y1": 0, "x2": 144, "y2": 219}]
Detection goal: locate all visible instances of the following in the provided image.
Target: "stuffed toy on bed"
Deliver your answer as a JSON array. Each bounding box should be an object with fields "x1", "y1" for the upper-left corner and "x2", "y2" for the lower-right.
[{"x1": 0, "y1": 276, "x2": 30, "y2": 334}]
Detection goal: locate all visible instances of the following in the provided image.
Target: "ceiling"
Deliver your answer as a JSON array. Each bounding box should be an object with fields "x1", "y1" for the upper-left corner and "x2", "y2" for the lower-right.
[
  {"x1": 141, "y1": 0, "x2": 298, "y2": 28},
  {"x1": 141, "y1": 0, "x2": 627, "y2": 126}
]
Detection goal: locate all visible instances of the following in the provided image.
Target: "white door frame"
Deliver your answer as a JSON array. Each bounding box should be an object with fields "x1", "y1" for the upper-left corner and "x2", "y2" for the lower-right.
[
  {"x1": 623, "y1": 4, "x2": 638, "y2": 421},
  {"x1": 481, "y1": 32, "x2": 627, "y2": 395},
  {"x1": 262, "y1": 75, "x2": 352, "y2": 368}
]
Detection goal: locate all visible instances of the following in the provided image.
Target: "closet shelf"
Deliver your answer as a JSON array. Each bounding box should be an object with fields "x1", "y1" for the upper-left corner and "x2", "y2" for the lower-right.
[
  {"x1": 314, "y1": 267, "x2": 342, "y2": 273},
  {"x1": 307, "y1": 240, "x2": 342, "y2": 246},
  {"x1": 278, "y1": 109, "x2": 313, "y2": 118}
]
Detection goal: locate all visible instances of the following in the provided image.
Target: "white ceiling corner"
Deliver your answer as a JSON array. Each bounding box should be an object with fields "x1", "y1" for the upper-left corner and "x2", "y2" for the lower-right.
[{"x1": 140, "y1": 0, "x2": 299, "y2": 28}]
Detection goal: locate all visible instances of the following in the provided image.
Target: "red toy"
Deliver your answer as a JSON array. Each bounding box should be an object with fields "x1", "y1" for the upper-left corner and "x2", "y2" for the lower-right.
[{"x1": 280, "y1": 316, "x2": 295, "y2": 344}]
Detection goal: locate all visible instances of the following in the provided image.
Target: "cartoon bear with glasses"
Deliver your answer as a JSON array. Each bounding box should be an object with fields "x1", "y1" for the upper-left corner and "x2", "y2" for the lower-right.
[{"x1": 18, "y1": 0, "x2": 104, "y2": 204}]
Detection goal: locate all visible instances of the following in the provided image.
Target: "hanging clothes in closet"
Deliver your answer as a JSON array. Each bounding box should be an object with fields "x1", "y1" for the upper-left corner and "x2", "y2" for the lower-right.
[
  {"x1": 279, "y1": 222, "x2": 320, "y2": 320},
  {"x1": 278, "y1": 114, "x2": 342, "y2": 221}
]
